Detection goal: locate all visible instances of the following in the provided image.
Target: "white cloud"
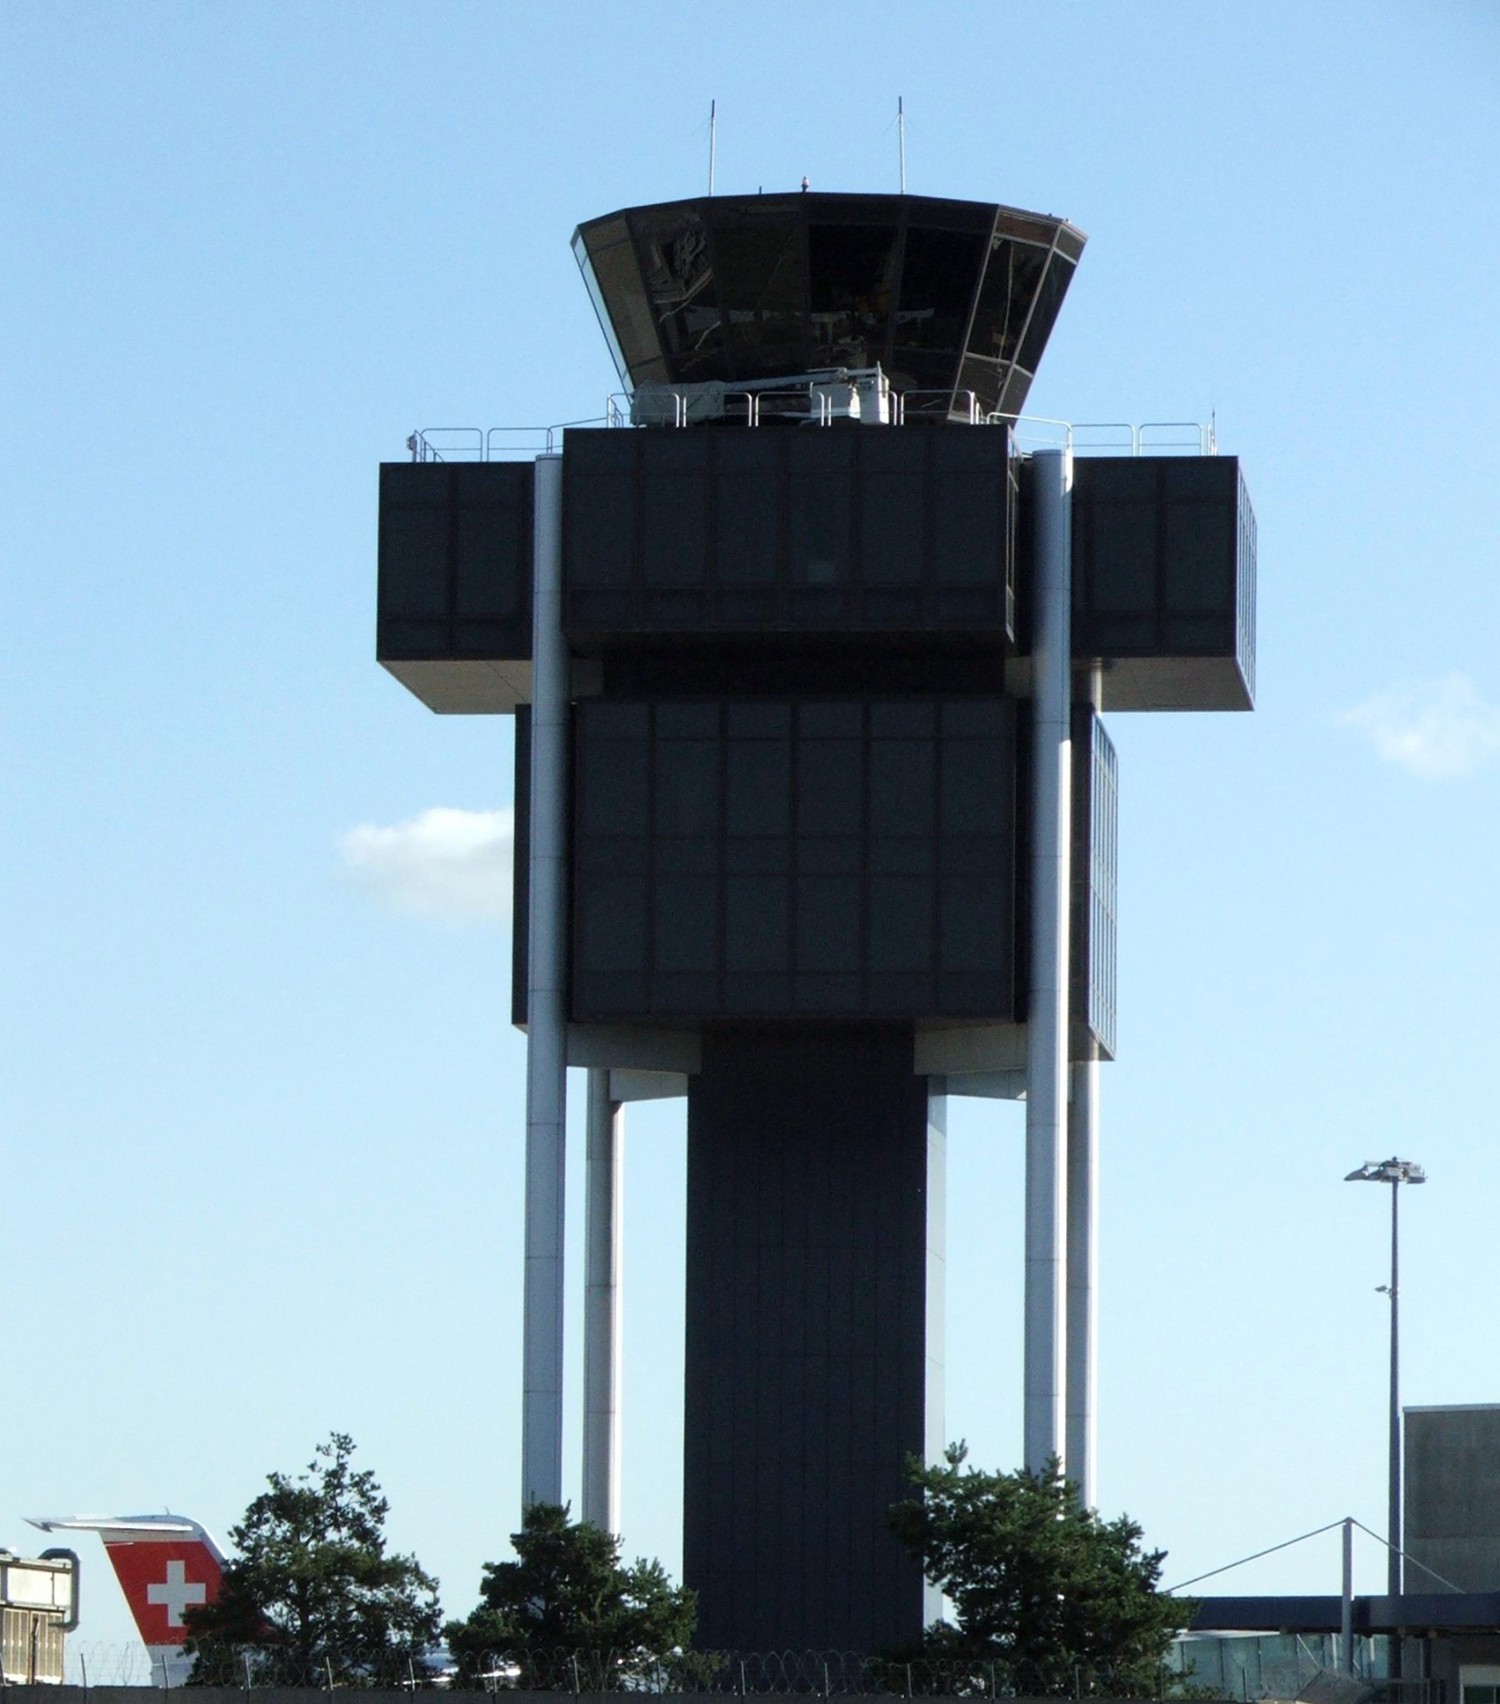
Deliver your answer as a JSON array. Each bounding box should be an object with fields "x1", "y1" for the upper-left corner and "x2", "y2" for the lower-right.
[
  {"x1": 339, "y1": 807, "x2": 512, "y2": 923},
  {"x1": 1340, "y1": 673, "x2": 1500, "y2": 780}
]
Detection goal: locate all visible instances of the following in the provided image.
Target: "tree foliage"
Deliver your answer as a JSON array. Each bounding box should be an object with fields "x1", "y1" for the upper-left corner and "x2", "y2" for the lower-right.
[
  {"x1": 888, "y1": 1445, "x2": 1189, "y2": 1690},
  {"x1": 183, "y1": 1432, "x2": 441, "y2": 1684},
  {"x1": 444, "y1": 1502, "x2": 697, "y2": 1680}
]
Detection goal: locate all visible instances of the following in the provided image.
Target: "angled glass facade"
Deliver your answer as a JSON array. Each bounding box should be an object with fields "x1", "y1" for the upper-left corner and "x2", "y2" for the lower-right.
[{"x1": 573, "y1": 193, "x2": 1085, "y2": 420}]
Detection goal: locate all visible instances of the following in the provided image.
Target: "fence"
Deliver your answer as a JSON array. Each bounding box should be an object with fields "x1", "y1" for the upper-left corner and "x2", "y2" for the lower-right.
[{"x1": 55, "y1": 1644, "x2": 1204, "y2": 1696}]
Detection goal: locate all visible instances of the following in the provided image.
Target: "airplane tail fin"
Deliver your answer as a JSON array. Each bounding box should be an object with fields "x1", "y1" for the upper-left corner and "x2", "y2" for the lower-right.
[{"x1": 27, "y1": 1515, "x2": 225, "y2": 1650}]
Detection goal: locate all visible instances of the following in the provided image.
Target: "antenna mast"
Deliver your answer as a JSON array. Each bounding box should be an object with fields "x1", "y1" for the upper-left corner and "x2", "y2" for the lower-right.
[
  {"x1": 897, "y1": 96, "x2": 906, "y2": 193},
  {"x1": 709, "y1": 99, "x2": 717, "y2": 195}
]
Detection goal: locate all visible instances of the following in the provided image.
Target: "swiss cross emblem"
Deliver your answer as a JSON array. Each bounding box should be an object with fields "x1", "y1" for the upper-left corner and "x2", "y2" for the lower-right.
[{"x1": 146, "y1": 1559, "x2": 207, "y2": 1628}]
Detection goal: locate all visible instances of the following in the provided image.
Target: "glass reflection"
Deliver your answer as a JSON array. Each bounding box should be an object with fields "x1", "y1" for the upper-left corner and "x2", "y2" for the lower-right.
[
  {"x1": 968, "y1": 238, "x2": 1048, "y2": 366},
  {"x1": 1017, "y1": 250, "x2": 1076, "y2": 375},
  {"x1": 631, "y1": 206, "x2": 723, "y2": 381},
  {"x1": 894, "y1": 226, "x2": 987, "y2": 352},
  {"x1": 573, "y1": 194, "x2": 1082, "y2": 418},
  {"x1": 711, "y1": 210, "x2": 806, "y2": 376},
  {"x1": 808, "y1": 223, "x2": 898, "y2": 368}
]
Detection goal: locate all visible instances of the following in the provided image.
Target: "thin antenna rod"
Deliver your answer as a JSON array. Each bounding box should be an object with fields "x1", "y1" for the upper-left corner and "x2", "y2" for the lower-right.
[
  {"x1": 708, "y1": 99, "x2": 717, "y2": 196},
  {"x1": 897, "y1": 96, "x2": 906, "y2": 193}
]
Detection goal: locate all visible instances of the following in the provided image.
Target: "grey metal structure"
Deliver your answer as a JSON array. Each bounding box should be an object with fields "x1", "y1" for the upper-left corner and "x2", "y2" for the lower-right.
[
  {"x1": 1024, "y1": 448, "x2": 1073, "y2": 1474},
  {"x1": 1406, "y1": 1405, "x2": 1500, "y2": 1593},
  {"x1": 376, "y1": 187, "x2": 1257, "y2": 1653},
  {"x1": 1347, "y1": 1156, "x2": 1427, "y2": 1599}
]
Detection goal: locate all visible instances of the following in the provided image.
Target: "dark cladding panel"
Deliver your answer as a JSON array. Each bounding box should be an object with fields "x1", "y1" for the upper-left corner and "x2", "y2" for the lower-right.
[
  {"x1": 571, "y1": 699, "x2": 1019, "y2": 1023},
  {"x1": 684, "y1": 1027, "x2": 939, "y2": 1653},
  {"x1": 377, "y1": 461, "x2": 533, "y2": 712},
  {"x1": 561, "y1": 427, "x2": 1016, "y2": 642},
  {"x1": 1070, "y1": 705, "x2": 1118, "y2": 1060},
  {"x1": 1070, "y1": 455, "x2": 1255, "y2": 711}
]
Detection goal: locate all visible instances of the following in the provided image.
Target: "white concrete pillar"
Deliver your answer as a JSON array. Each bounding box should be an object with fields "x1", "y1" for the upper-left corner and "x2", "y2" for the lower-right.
[
  {"x1": 522, "y1": 453, "x2": 567, "y2": 1508},
  {"x1": 1065, "y1": 1057, "x2": 1098, "y2": 1505},
  {"x1": 582, "y1": 1069, "x2": 624, "y2": 1534},
  {"x1": 1024, "y1": 446, "x2": 1073, "y2": 1476}
]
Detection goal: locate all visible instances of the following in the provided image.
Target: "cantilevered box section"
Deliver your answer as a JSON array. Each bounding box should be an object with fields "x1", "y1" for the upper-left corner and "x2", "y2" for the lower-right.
[
  {"x1": 376, "y1": 461, "x2": 534, "y2": 712},
  {"x1": 1071, "y1": 455, "x2": 1256, "y2": 711},
  {"x1": 561, "y1": 425, "x2": 1017, "y2": 645},
  {"x1": 378, "y1": 435, "x2": 1255, "y2": 715}
]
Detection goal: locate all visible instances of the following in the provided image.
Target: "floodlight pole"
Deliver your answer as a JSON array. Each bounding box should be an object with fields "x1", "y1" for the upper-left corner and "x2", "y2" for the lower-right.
[
  {"x1": 1345, "y1": 1157, "x2": 1426, "y2": 1636},
  {"x1": 1387, "y1": 1171, "x2": 1401, "y2": 1601}
]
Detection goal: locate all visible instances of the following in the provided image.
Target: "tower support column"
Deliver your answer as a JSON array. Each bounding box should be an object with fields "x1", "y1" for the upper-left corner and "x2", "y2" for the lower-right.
[
  {"x1": 582, "y1": 1069, "x2": 624, "y2": 1533},
  {"x1": 1065, "y1": 1058, "x2": 1098, "y2": 1504},
  {"x1": 522, "y1": 453, "x2": 567, "y2": 1508},
  {"x1": 1024, "y1": 446, "x2": 1073, "y2": 1475}
]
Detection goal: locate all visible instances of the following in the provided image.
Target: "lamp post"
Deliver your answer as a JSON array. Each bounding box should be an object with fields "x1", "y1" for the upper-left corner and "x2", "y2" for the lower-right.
[{"x1": 1345, "y1": 1157, "x2": 1426, "y2": 1607}]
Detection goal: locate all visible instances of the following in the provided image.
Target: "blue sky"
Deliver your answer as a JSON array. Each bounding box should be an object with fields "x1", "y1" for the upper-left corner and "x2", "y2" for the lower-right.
[{"x1": 6, "y1": 0, "x2": 1500, "y2": 1657}]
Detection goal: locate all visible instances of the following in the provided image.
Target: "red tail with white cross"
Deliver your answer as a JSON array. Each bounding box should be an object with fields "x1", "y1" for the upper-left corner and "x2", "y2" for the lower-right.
[{"x1": 27, "y1": 1514, "x2": 225, "y2": 1657}]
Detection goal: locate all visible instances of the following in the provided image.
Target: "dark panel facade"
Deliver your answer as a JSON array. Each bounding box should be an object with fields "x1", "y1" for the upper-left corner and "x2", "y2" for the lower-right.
[
  {"x1": 684, "y1": 1027, "x2": 940, "y2": 1654},
  {"x1": 572, "y1": 193, "x2": 1086, "y2": 419},
  {"x1": 377, "y1": 461, "x2": 533, "y2": 664},
  {"x1": 1070, "y1": 706, "x2": 1118, "y2": 1060},
  {"x1": 1070, "y1": 455, "x2": 1255, "y2": 711},
  {"x1": 571, "y1": 698, "x2": 1019, "y2": 1023},
  {"x1": 561, "y1": 426, "x2": 1017, "y2": 645}
]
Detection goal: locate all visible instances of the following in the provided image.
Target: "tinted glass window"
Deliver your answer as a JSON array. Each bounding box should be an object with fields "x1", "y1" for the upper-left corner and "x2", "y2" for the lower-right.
[
  {"x1": 808, "y1": 223, "x2": 898, "y2": 367},
  {"x1": 587, "y1": 232, "x2": 662, "y2": 374},
  {"x1": 1017, "y1": 251, "x2": 1076, "y2": 375},
  {"x1": 895, "y1": 227, "x2": 987, "y2": 352},
  {"x1": 632, "y1": 207, "x2": 724, "y2": 381},
  {"x1": 968, "y1": 238, "x2": 1048, "y2": 365},
  {"x1": 712, "y1": 213, "x2": 807, "y2": 375}
]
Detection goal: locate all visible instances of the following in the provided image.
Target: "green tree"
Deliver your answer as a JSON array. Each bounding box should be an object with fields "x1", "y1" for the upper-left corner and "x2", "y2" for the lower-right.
[
  {"x1": 888, "y1": 1445, "x2": 1189, "y2": 1693},
  {"x1": 444, "y1": 1502, "x2": 698, "y2": 1686},
  {"x1": 183, "y1": 1432, "x2": 441, "y2": 1685}
]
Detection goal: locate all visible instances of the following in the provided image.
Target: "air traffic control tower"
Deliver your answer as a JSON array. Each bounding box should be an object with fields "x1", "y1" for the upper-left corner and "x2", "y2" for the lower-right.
[{"x1": 376, "y1": 191, "x2": 1256, "y2": 1655}]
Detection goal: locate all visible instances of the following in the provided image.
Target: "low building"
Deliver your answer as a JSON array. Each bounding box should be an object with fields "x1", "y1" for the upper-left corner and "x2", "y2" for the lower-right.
[{"x1": 0, "y1": 1548, "x2": 77, "y2": 1685}]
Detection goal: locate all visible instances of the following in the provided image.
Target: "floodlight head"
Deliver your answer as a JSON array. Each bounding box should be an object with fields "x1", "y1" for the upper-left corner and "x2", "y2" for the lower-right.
[
  {"x1": 572, "y1": 191, "x2": 1085, "y2": 421},
  {"x1": 1345, "y1": 1157, "x2": 1427, "y2": 1185}
]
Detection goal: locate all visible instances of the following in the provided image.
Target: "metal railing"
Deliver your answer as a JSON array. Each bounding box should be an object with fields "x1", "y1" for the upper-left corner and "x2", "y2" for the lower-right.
[
  {"x1": 406, "y1": 410, "x2": 622, "y2": 463},
  {"x1": 406, "y1": 407, "x2": 1218, "y2": 460},
  {"x1": 1001, "y1": 416, "x2": 1218, "y2": 456}
]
